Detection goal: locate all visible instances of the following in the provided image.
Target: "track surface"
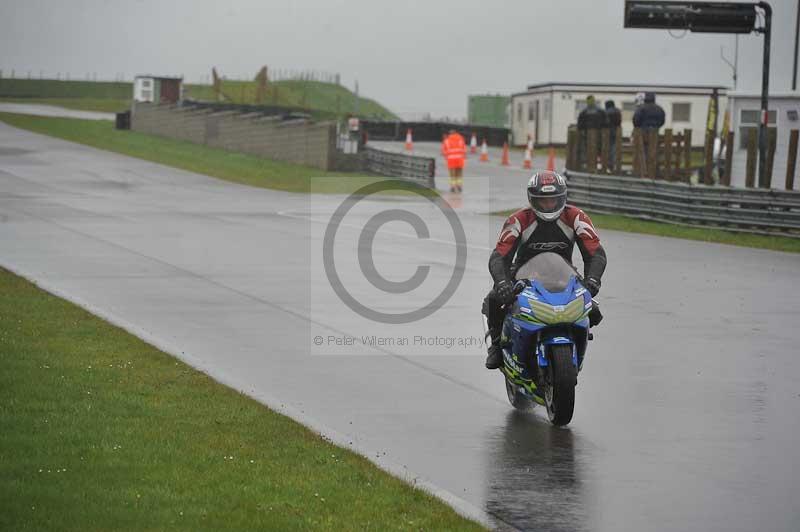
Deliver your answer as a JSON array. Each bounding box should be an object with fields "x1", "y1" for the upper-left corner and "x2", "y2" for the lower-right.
[
  {"x1": 0, "y1": 102, "x2": 115, "y2": 121},
  {"x1": 1, "y1": 121, "x2": 799, "y2": 531}
]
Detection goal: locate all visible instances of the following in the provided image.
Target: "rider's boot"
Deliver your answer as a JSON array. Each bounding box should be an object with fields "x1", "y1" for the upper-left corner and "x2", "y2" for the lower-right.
[
  {"x1": 485, "y1": 330, "x2": 504, "y2": 370},
  {"x1": 589, "y1": 300, "x2": 603, "y2": 327}
]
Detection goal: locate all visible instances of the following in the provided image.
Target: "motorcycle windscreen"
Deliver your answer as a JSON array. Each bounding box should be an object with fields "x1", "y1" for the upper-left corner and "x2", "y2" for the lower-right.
[{"x1": 514, "y1": 252, "x2": 577, "y2": 292}]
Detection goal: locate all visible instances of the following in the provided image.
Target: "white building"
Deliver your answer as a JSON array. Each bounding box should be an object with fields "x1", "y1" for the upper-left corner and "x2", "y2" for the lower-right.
[
  {"x1": 510, "y1": 82, "x2": 727, "y2": 147},
  {"x1": 727, "y1": 92, "x2": 800, "y2": 190}
]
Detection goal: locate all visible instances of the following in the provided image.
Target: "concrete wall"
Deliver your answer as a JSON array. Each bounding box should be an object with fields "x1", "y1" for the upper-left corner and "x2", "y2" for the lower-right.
[{"x1": 131, "y1": 103, "x2": 336, "y2": 170}]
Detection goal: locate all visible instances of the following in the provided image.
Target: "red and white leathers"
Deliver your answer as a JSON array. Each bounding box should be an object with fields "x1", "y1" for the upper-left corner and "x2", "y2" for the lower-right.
[{"x1": 490, "y1": 205, "x2": 606, "y2": 283}]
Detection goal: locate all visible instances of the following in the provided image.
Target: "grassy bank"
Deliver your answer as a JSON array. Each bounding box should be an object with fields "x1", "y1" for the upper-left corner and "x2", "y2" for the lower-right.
[
  {"x1": 492, "y1": 209, "x2": 800, "y2": 253},
  {"x1": 0, "y1": 112, "x2": 433, "y2": 195},
  {"x1": 0, "y1": 267, "x2": 482, "y2": 531},
  {"x1": 185, "y1": 80, "x2": 397, "y2": 121},
  {"x1": 0, "y1": 78, "x2": 131, "y2": 99}
]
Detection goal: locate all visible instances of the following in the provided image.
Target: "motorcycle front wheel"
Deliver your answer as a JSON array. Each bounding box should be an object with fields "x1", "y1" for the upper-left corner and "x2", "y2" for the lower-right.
[
  {"x1": 544, "y1": 344, "x2": 577, "y2": 426},
  {"x1": 504, "y1": 377, "x2": 529, "y2": 410}
]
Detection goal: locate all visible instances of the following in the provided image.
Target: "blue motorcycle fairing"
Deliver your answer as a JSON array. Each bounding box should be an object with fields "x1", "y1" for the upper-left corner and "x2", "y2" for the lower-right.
[{"x1": 521, "y1": 276, "x2": 582, "y2": 307}]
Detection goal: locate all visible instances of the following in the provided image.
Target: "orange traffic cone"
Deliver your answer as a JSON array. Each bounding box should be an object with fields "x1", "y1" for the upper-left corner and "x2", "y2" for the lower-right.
[
  {"x1": 523, "y1": 147, "x2": 532, "y2": 169},
  {"x1": 527, "y1": 135, "x2": 534, "y2": 153},
  {"x1": 546, "y1": 147, "x2": 556, "y2": 171},
  {"x1": 501, "y1": 142, "x2": 510, "y2": 166},
  {"x1": 479, "y1": 139, "x2": 489, "y2": 162},
  {"x1": 405, "y1": 128, "x2": 413, "y2": 151},
  {"x1": 470, "y1": 133, "x2": 477, "y2": 154}
]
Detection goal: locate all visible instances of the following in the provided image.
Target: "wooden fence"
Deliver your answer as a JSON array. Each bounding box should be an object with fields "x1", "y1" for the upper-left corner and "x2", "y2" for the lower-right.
[
  {"x1": 566, "y1": 126, "x2": 796, "y2": 190},
  {"x1": 567, "y1": 127, "x2": 695, "y2": 181}
]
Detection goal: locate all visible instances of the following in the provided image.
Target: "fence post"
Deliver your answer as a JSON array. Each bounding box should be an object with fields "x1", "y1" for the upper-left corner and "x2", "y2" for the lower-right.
[
  {"x1": 646, "y1": 129, "x2": 657, "y2": 179},
  {"x1": 587, "y1": 129, "x2": 599, "y2": 173},
  {"x1": 600, "y1": 129, "x2": 610, "y2": 172},
  {"x1": 664, "y1": 129, "x2": 673, "y2": 181},
  {"x1": 566, "y1": 128, "x2": 578, "y2": 171},
  {"x1": 703, "y1": 131, "x2": 714, "y2": 185},
  {"x1": 765, "y1": 128, "x2": 777, "y2": 189},
  {"x1": 614, "y1": 128, "x2": 622, "y2": 174},
  {"x1": 745, "y1": 128, "x2": 757, "y2": 188},
  {"x1": 632, "y1": 128, "x2": 643, "y2": 177},
  {"x1": 723, "y1": 131, "x2": 734, "y2": 187},
  {"x1": 683, "y1": 129, "x2": 692, "y2": 179},
  {"x1": 786, "y1": 129, "x2": 798, "y2": 190}
]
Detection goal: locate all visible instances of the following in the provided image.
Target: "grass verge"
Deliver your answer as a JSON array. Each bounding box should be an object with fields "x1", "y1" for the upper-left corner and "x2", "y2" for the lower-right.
[
  {"x1": 0, "y1": 112, "x2": 432, "y2": 196},
  {"x1": 492, "y1": 209, "x2": 800, "y2": 253},
  {"x1": 0, "y1": 266, "x2": 483, "y2": 531},
  {"x1": 0, "y1": 98, "x2": 131, "y2": 114}
]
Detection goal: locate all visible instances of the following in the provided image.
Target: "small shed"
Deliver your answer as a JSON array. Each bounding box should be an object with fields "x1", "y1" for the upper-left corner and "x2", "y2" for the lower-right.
[
  {"x1": 727, "y1": 92, "x2": 800, "y2": 189},
  {"x1": 133, "y1": 75, "x2": 183, "y2": 104}
]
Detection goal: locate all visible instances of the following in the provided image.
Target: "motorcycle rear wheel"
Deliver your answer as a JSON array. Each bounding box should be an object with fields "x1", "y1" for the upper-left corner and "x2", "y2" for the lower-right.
[{"x1": 544, "y1": 344, "x2": 577, "y2": 426}]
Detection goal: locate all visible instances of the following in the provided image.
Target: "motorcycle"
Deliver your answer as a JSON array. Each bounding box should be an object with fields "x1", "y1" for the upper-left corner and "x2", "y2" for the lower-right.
[{"x1": 492, "y1": 252, "x2": 594, "y2": 426}]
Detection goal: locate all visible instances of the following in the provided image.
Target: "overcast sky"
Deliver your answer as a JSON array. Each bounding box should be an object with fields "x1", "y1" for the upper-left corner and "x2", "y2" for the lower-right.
[{"x1": 1, "y1": 0, "x2": 797, "y2": 119}]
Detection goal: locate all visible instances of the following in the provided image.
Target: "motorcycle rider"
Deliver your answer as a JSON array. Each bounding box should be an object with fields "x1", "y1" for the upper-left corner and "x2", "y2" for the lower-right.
[{"x1": 483, "y1": 171, "x2": 607, "y2": 369}]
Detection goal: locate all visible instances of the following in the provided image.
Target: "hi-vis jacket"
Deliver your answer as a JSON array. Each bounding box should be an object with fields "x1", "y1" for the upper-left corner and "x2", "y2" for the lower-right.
[{"x1": 443, "y1": 133, "x2": 467, "y2": 169}]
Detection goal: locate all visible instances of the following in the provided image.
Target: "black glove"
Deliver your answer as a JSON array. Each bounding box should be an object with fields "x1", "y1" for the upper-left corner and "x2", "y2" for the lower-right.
[
  {"x1": 495, "y1": 279, "x2": 515, "y2": 303},
  {"x1": 584, "y1": 277, "x2": 601, "y2": 297}
]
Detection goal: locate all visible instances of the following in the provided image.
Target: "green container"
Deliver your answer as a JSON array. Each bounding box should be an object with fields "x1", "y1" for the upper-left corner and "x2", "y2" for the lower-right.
[{"x1": 468, "y1": 94, "x2": 510, "y2": 128}]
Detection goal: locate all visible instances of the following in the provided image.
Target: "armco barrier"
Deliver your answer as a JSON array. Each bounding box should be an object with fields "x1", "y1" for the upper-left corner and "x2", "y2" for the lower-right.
[
  {"x1": 364, "y1": 147, "x2": 435, "y2": 188},
  {"x1": 564, "y1": 170, "x2": 800, "y2": 237}
]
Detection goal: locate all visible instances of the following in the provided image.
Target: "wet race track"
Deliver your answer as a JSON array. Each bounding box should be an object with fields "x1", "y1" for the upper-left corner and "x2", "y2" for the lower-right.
[{"x1": 1, "y1": 121, "x2": 799, "y2": 531}]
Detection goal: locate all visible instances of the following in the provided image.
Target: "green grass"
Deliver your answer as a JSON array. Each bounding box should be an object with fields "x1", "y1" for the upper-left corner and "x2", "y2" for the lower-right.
[
  {"x1": 0, "y1": 112, "x2": 435, "y2": 196},
  {"x1": 0, "y1": 266, "x2": 483, "y2": 531},
  {"x1": 0, "y1": 78, "x2": 132, "y2": 99},
  {"x1": 0, "y1": 97, "x2": 130, "y2": 113},
  {"x1": 492, "y1": 209, "x2": 800, "y2": 253}
]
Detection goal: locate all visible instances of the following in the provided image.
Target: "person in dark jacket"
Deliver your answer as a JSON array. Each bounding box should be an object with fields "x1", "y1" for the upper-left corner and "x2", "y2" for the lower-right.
[
  {"x1": 604, "y1": 100, "x2": 622, "y2": 169},
  {"x1": 632, "y1": 92, "x2": 666, "y2": 130},
  {"x1": 632, "y1": 92, "x2": 665, "y2": 170},
  {"x1": 577, "y1": 95, "x2": 607, "y2": 167}
]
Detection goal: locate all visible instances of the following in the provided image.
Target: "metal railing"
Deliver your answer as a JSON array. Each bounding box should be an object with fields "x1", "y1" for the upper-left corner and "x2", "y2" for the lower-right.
[
  {"x1": 364, "y1": 147, "x2": 435, "y2": 188},
  {"x1": 564, "y1": 170, "x2": 800, "y2": 237}
]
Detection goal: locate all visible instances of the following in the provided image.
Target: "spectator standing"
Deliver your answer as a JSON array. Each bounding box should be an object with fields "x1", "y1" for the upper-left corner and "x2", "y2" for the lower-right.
[
  {"x1": 633, "y1": 92, "x2": 665, "y2": 171},
  {"x1": 577, "y1": 95, "x2": 607, "y2": 167},
  {"x1": 604, "y1": 100, "x2": 622, "y2": 169}
]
